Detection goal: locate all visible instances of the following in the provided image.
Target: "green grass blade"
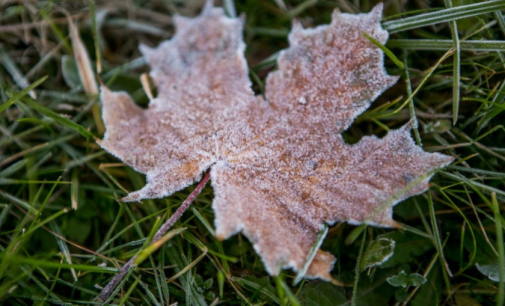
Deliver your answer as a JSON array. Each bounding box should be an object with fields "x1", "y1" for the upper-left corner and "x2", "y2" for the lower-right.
[
  {"x1": 378, "y1": 50, "x2": 453, "y2": 118},
  {"x1": 233, "y1": 276, "x2": 281, "y2": 305},
  {"x1": 134, "y1": 227, "x2": 186, "y2": 265},
  {"x1": 17, "y1": 96, "x2": 94, "y2": 139},
  {"x1": 158, "y1": 247, "x2": 170, "y2": 304},
  {"x1": 403, "y1": 50, "x2": 421, "y2": 145},
  {"x1": 444, "y1": 0, "x2": 461, "y2": 124},
  {"x1": 118, "y1": 277, "x2": 140, "y2": 306},
  {"x1": 476, "y1": 80, "x2": 505, "y2": 132},
  {"x1": 388, "y1": 39, "x2": 505, "y2": 51},
  {"x1": 278, "y1": 276, "x2": 300, "y2": 306},
  {"x1": 362, "y1": 32, "x2": 404, "y2": 69},
  {"x1": 9, "y1": 257, "x2": 118, "y2": 273},
  {"x1": 39, "y1": 6, "x2": 72, "y2": 52},
  {"x1": 138, "y1": 279, "x2": 162, "y2": 306},
  {"x1": 0, "y1": 48, "x2": 33, "y2": 97},
  {"x1": 383, "y1": 1, "x2": 505, "y2": 33},
  {"x1": 0, "y1": 190, "x2": 37, "y2": 213},
  {"x1": 88, "y1": 0, "x2": 102, "y2": 74},
  {"x1": 49, "y1": 222, "x2": 78, "y2": 282},
  {"x1": 351, "y1": 229, "x2": 367, "y2": 306},
  {"x1": 20, "y1": 266, "x2": 62, "y2": 303},
  {"x1": 427, "y1": 191, "x2": 453, "y2": 291},
  {"x1": 274, "y1": 275, "x2": 286, "y2": 306},
  {"x1": 191, "y1": 207, "x2": 216, "y2": 236},
  {"x1": 0, "y1": 76, "x2": 47, "y2": 114},
  {"x1": 0, "y1": 160, "x2": 27, "y2": 178}
]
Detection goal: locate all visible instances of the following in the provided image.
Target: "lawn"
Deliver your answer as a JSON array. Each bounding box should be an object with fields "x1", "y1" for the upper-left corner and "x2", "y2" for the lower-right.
[{"x1": 0, "y1": 0, "x2": 504, "y2": 305}]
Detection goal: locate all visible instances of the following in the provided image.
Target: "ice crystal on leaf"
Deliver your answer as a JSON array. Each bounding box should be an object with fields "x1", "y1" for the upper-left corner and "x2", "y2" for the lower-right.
[{"x1": 100, "y1": 3, "x2": 453, "y2": 280}]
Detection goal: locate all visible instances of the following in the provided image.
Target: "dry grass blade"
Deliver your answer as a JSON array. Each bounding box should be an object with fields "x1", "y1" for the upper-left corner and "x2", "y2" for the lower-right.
[
  {"x1": 67, "y1": 16, "x2": 98, "y2": 95},
  {"x1": 66, "y1": 14, "x2": 104, "y2": 135}
]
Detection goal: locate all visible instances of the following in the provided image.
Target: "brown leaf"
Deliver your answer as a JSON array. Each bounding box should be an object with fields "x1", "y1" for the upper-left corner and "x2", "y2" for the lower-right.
[{"x1": 100, "y1": 4, "x2": 453, "y2": 280}]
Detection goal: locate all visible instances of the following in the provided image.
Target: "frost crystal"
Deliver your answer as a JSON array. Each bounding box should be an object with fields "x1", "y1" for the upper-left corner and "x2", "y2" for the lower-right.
[{"x1": 100, "y1": 3, "x2": 453, "y2": 280}]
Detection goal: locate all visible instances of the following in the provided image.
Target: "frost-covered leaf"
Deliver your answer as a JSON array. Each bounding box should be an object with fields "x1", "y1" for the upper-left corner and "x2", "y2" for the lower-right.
[
  {"x1": 466, "y1": 230, "x2": 504, "y2": 283},
  {"x1": 476, "y1": 261, "x2": 504, "y2": 282},
  {"x1": 99, "y1": 3, "x2": 453, "y2": 280},
  {"x1": 379, "y1": 231, "x2": 433, "y2": 268},
  {"x1": 360, "y1": 237, "x2": 395, "y2": 271},
  {"x1": 387, "y1": 271, "x2": 426, "y2": 288}
]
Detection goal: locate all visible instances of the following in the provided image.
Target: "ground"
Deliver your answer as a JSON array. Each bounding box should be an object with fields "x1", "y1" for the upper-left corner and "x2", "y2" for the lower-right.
[{"x1": 0, "y1": 0, "x2": 504, "y2": 305}]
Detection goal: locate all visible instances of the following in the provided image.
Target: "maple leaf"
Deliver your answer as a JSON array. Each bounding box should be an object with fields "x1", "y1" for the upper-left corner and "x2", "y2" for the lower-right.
[{"x1": 99, "y1": 3, "x2": 453, "y2": 280}]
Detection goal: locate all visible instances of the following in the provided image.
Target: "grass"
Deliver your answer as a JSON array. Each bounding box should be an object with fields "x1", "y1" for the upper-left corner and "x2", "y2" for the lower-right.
[{"x1": 0, "y1": 0, "x2": 504, "y2": 305}]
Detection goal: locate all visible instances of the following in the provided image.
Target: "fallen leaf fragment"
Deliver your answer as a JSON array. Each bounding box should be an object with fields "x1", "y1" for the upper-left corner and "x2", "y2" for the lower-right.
[{"x1": 100, "y1": 3, "x2": 453, "y2": 280}]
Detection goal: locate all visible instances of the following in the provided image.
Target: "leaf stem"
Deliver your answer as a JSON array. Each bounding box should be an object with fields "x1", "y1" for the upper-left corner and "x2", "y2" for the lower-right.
[{"x1": 95, "y1": 171, "x2": 211, "y2": 302}]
